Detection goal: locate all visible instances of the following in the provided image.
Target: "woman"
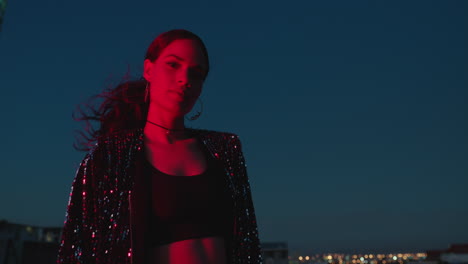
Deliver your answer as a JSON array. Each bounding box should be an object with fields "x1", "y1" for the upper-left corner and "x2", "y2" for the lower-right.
[{"x1": 57, "y1": 29, "x2": 263, "y2": 264}]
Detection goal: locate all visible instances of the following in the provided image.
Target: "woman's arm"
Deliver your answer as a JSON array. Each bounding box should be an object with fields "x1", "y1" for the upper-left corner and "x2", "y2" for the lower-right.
[
  {"x1": 56, "y1": 144, "x2": 100, "y2": 263},
  {"x1": 230, "y1": 135, "x2": 264, "y2": 264}
]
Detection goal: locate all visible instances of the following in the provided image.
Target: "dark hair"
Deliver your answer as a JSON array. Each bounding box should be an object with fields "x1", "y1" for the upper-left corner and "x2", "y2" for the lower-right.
[{"x1": 73, "y1": 29, "x2": 210, "y2": 151}]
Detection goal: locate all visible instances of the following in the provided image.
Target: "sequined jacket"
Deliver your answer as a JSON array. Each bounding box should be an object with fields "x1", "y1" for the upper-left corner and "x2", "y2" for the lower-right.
[{"x1": 56, "y1": 127, "x2": 263, "y2": 264}]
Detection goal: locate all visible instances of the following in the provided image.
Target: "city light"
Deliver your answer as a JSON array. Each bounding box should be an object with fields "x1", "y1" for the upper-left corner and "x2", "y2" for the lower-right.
[{"x1": 287, "y1": 252, "x2": 431, "y2": 264}]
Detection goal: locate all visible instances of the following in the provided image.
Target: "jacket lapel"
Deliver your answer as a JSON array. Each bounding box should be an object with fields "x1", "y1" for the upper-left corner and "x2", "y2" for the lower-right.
[{"x1": 129, "y1": 147, "x2": 151, "y2": 263}]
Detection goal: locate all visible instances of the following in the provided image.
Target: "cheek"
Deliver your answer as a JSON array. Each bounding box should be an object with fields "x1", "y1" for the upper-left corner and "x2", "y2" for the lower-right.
[
  {"x1": 190, "y1": 84, "x2": 203, "y2": 96},
  {"x1": 154, "y1": 66, "x2": 174, "y2": 80},
  {"x1": 152, "y1": 72, "x2": 172, "y2": 90}
]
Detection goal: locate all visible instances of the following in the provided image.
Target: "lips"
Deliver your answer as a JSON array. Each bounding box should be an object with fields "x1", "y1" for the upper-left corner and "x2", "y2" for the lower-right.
[{"x1": 171, "y1": 90, "x2": 187, "y2": 100}]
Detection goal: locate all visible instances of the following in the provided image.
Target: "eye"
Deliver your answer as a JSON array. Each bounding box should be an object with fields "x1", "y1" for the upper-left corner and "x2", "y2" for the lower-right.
[{"x1": 166, "y1": 61, "x2": 179, "y2": 68}]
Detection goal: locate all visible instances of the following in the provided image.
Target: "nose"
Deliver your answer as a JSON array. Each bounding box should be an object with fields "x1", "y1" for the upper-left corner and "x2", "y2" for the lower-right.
[{"x1": 177, "y1": 70, "x2": 192, "y2": 90}]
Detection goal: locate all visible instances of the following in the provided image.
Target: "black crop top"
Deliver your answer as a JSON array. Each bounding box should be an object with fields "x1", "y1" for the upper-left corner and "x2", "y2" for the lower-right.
[{"x1": 145, "y1": 142, "x2": 234, "y2": 247}]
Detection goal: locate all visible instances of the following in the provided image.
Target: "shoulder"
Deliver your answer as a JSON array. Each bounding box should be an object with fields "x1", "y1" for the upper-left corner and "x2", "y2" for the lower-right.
[
  {"x1": 88, "y1": 128, "x2": 144, "y2": 159},
  {"x1": 189, "y1": 127, "x2": 241, "y2": 143},
  {"x1": 189, "y1": 127, "x2": 245, "y2": 153},
  {"x1": 98, "y1": 128, "x2": 144, "y2": 143},
  {"x1": 93, "y1": 128, "x2": 144, "y2": 149}
]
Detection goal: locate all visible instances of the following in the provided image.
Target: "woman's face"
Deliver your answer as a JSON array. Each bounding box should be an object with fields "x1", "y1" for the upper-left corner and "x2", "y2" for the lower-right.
[{"x1": 143, "y1": 39, "x2": 208, "y2": 117}]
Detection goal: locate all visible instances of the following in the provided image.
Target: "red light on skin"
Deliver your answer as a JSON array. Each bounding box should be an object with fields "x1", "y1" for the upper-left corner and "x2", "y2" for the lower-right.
[
  {"x1": 149, "y1": 237, "x2": 227, "y2": 263},
  {"x1": 143, "y1": 39, "x2": 207, "y2": 135},
  {"x1": 170, "y1": 90, "x2": 187, "y2": 102}
]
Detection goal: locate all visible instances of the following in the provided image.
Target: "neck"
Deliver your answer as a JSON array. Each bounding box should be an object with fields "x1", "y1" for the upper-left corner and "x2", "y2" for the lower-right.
[{"x1": 144, "y1": 104, "x2": 189, "y2": 144}]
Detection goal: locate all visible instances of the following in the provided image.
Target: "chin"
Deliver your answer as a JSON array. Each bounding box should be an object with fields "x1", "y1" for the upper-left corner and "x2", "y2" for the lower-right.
[
  {"x1": 174, "y1": 107, "x2": 192, "y2": 118},
  {"x1": 164, "y1": 101, "x2": 195, "y2": 117}
]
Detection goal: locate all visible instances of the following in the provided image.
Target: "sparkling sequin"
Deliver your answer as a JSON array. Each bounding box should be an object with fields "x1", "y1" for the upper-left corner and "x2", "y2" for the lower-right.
[{"x1": 57, "y1": 127, "x2": 262, "y2": 264}]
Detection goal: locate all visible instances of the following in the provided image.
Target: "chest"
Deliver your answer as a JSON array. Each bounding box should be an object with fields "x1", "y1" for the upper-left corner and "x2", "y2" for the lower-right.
[{"x1": 144, "y1": 139, "x2": 208, "y2": 177}]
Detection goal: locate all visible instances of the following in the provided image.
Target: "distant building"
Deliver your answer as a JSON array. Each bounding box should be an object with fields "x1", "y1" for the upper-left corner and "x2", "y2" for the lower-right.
[
  {"x1": 261, "y1": 242, "x2": 289, "y2": 264},
  {"x1": 426, "y1": 244, "x2": 468, "y2": 264},
  {"x1": 427, "y1": 249, "x2": 447, "y2": 262},
  {"x1": 440, "y1": 244, "x2": 468, "y2": 264},
  {"x1": 0, "y1": 219, "x2": 62, "y2": 264}
]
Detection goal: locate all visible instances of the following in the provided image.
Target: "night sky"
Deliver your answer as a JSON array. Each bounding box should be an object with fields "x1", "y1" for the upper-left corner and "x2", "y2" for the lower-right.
[{"x1": 1, "y1": 0, "x2": 467, "y2": 255}]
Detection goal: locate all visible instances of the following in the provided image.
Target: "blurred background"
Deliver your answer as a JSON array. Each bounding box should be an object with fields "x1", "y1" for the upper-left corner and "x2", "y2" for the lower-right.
[{"x1": 0, "y1": 0, "x2": 467, "y2": 263}]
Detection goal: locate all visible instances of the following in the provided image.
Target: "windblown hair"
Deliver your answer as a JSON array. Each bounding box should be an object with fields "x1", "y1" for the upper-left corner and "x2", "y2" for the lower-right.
[{"x1": 73, "y1": 29, "x2": 210, "y2": 151}]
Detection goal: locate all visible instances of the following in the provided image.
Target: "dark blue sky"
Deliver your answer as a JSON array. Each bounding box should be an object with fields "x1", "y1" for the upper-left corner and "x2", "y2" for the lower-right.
[{"x1": 1, "y1": 0, "x2": 467, "y2": 254}]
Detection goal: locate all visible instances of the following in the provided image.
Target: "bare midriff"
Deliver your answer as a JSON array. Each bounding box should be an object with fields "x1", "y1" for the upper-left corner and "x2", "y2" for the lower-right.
[{"x1": 149, "y1": 236, "x2": 227, "y2": 264}]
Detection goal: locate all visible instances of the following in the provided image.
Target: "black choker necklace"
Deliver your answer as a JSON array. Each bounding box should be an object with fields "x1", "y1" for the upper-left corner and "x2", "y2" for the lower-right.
[{"x1": 146, "y1": 120, "x2": 185, "y2": 134}]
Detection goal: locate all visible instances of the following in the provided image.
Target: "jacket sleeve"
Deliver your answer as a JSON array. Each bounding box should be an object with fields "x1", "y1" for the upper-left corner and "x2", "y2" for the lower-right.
[
  {"x1": 231, "y1": 135, "x2": 264, "y2": 264},
  {"x1": 56, "y1": 143, "x2": 100, "y2": 263}
]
